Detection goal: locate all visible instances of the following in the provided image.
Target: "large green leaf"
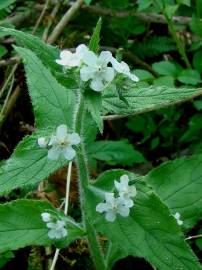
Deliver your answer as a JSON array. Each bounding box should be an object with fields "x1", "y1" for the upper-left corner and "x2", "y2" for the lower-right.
[
  {"x1": 145, "y1": 154, "x2": 202, "y2": 229},
  {"x1": 87, "y1": 170, "x2": 202, "y2": 270},
  {"x1": 102, "y1": 86, "x2": 202, "y2": 117},
  {"x1": 0, "y1": 133, "x2": 66, "y2": 195},
  {"x1": 0, "y1": 199, "x2": 84, "y2": 252},
  {"x1": 15, "y1": 46, "x2": 76, "y2": 129}
]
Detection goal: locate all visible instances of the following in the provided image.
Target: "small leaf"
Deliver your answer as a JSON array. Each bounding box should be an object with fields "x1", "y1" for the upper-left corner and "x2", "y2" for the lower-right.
[
  {"x1": 0, "y1": 199, "x2": 84, "y2": 252},
  {"x1": 177, "y1": 69, "x2": 201, "y2": 85},
  {"x1": 193, "y1": 50, "x2": 202, "y2": 73},
  {"x1": 153, "y1": 76, "x2": 175, "y2": 87},
  {"x1": 88, "y1": 140, "x2": 146, "y2": 166},
  {"x1": 89, "y1": 18, "x2": 102, "y2": 53},
  {"x1": 85, "y1": 91, "x2": 103, "y2": 133},
  {"x1": 164, "y1": 5, "x2": 179, "y2": 19},
  {"x1": 84, "y1": 0, "x2": 93, "y2": 4},
  {"x1": 152, "y1": 61, "x2": 181, "y2": 77}
]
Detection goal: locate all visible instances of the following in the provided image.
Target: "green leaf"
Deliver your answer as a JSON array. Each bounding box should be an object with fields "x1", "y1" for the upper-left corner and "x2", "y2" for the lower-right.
[
  {"x1": 133, "y1": 69, "x2": 154, "y2": 81},
  {"x1": 84, "y1": 0, "x2": 93, "y2": 4},
  {"x1": 102, "y1": 85, "x2": 202, "y2": 116},
  {"x1": 0, "y1": 133, "x2": 67, "y2": 195},
  {"x1": 0, "y1": 27, "x2": 59, "y2": 72},
  {"x1": 0, "y1": 0, "x2": 16, "y2": 10},
  {"x1": 0, "y1": 45, "x2": 7, "y2": 57},
  {"x1": 145, "y1": 154, "x2": 202, "y2": 229},
  {"x1": 0, "y1": 251, "x2": 14, "y2": 268},
  {"x1": 152, "y1": 61, "x2": 181, "y2": 76},
  {"x1": 14, "y1": 46, "x2": 76, "y2": 129},
  {"x1": 177, "y1": 0, "x2": 190, "y2": 6},
  {"x1": 193, "y1": 100, "x2": 202, "y2": 110},
  {"x1": 177, "y1": 69, "x2": 201, "y2": 85},
  {"x1": 89, "y1": 18, "x2": 102, "y2": 53},
  {"x1": 193, "y1": 50, "x2": 202, "y2": 73},
  {"x1": 88, "y1": 140, "x2": 146, "y2": 166},
  {"x1": 137, "y1": 0, "x2": 152, "y2": 11},
  {"x1": 85, "y1": 91, "x2": 103, "y2": 133},
  {"x1": 0, "y1": 199, "x2": 84, "y2": 252},
  {"x1": 164, "y1": 5, "x2": 179, "y2": 19},
  {"x1": 87, "y1": 170, "x2": 202, "y2": 270},
  {"x1": 190, "y1": 16, "x2": 202, "y2": 38},
  {"x1": 153, "y1": 76, "x2": 175, "y2": 87}
]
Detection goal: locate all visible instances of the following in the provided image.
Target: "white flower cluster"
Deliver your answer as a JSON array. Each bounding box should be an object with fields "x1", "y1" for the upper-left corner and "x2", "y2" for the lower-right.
[
  {"x1": 96, "y1": 174, "x2": 137, "y2": 222},
  {"x1": 173, "y1": 212, "x2": 183, "y2": 226},
  {"x1": 56, "y1": 44, "x2": 139, "y2": 92},
  {"x1": 38, "y1": 124, "x2": 80, "y2": 161},
  {"x1": 41, "y1": 212, "x2": 68, "y2": 240}
]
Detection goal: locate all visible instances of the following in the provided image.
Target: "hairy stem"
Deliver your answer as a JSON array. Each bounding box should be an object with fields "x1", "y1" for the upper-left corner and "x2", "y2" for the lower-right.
[{"x1": 75, "y1": 93, "x2": 107, "y2": 270}]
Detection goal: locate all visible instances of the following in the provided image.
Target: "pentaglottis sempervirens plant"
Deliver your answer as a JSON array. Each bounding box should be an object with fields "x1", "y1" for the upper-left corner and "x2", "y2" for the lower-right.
[{"x1": 1, "y1": 19, "x2": 202, "y2": 270}]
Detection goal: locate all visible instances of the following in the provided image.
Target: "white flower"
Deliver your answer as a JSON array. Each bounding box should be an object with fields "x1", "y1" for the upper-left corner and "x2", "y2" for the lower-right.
[
  {"x1": 114, "y1": 174, "x2": 137, "y2": 208},
  {"x1": 47, "y1": 220, "x2": 68, "y2": 239},
  {"x1": 56, "y1": 44, "x2": 89, "y2": 68},
  {"x1": 96, "y1": 192, "x2": 130, "y2": 222},
  {"x1": 111, "y1": 58, "x2": 139, "y2": 82},
  {"x1": 38, "y1": 137, "x2": 48, "y2": 148},
  {"x1": 80, "y1": 51, "x2": 115, "y2": 91},
  {"x1": 48, "y1": 124, "x2": 81, "y2": 161},
  {"x1": 174, "y1": 212, "x2": 183, "y2": 226},
  {"x1": 41, "y1": 212, "x2": 51, "y2": 222}
]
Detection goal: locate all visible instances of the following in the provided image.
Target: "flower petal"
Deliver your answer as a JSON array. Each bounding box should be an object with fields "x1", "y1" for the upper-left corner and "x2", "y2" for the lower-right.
[
  {"x1": 68, "y1": 132, "x2": 81, "y2": 145},
  {"x1": 90, "y1": 78, "x2": 104, "y2": 91},
  {"x1": 80, "y1": 66, "x2": 95, "y2": 81},
  {"x1": 48, "y1": 230, "x2": 56, "y2": 239},
  {"x1": 63, "y1": 146, "x2": 76, "y2": 160},
  {"x1": 105, "y1": 210, "x2": 116, "y2": 222},
  {"x1": 96, "y1": 203, "x2": 107, "y2": 213},
  {"x1": 56, "y1": 124, "x2": 68, "y2": 140},
  {"x1": 105, "y1": 193, "x2": 115, "y2": 204},
  {"x1": 47, "y1": 146, "x2": 61, "y2": 160},
  {"x1": 82, "y1": 51, "x2": 98, "y2": 67},
  {"x1": 120, "y1": 174, "x2": 129, "y2": 187},
  {"x1": 41, "y1": 213, "x2": 51, "y2": 222},
  {"x1": 118, "y1": 205, "x2": 130, "y2": 217},
  {"x1": 129, "y1": 185, "x2": 137, "y2": 197},
  {"x1": 99, "y1": 51, "x2": 113, "y2": 65},
  {"x1": 127, "y1": 72, "x2": 139, "y2": 82},
  {"x1": 76, "y1": 44, "x2": 89, "y2": 57},
  {"x1": 102, "y1": 67, "x2": 114, "y2": 82}
]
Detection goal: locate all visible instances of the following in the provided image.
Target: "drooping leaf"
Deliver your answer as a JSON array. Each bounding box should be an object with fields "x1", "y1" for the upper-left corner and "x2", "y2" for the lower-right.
[
  {"x1": 0, "y1": 27, "x2": 59, "y2": 71},
  {"x1": 0, "y1": 199, "x2": 84, "y2": 252},
  {"x1": 87, "y1": 170, "x2": 202, "y2": 270},
  {"x1": 145, "y1": 154, "x2": 202, "y2": 229},
  {"x1": 0, "y1": 133, "x2": 66, "y2": 195},
  {"x1": 89, "y1": 18, "x2": 102, "y2": 53},
  {"x1": 102, "y1": 85, "x2": 202, "y2": 116},
  {"x1": 14, "y1": 46, "x2": 76, "y2": 129}
]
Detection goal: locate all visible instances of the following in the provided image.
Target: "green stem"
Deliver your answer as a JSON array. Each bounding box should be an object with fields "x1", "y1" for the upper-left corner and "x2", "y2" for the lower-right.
[
  {"x1": 75, "y1": 92, "x2": 107, "y2": 270},
  {"x1": 165, "y1": 14, "x2": 191, "y2": 68}
]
